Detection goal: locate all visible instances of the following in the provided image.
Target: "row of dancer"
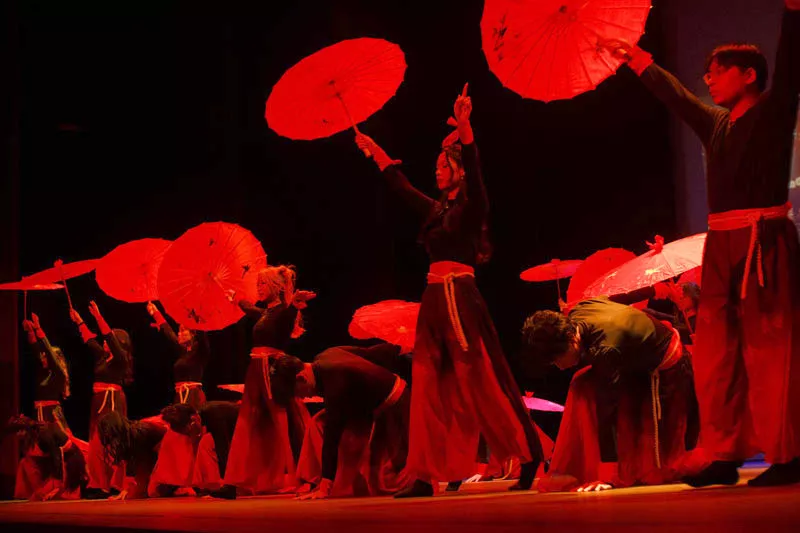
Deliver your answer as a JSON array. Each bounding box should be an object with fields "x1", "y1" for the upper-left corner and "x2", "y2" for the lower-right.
[{"x1": 9, "y1": 1, "x2": 800, "y2": 501}]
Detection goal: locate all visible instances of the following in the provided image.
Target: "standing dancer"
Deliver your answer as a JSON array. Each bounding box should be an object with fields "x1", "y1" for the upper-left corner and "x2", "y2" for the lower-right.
[
  {"x1": 22, "y1": 313, "x2": 71, "y2": 433},
  {"x1": 213, "y1": 265, "x2": 315, "y2": 498},
  {"x1": 356, "y1": 85, "x2": 542, "y2": 497},
  {"x1": 69, "y1": 301, "x2": 133, "y2": 498},
  {"x1": 146, "y1": 302, "x2": 210, "y2": 409},
  {"x1": 604, "y1": 0, "x2": 800, "y2": 487}
]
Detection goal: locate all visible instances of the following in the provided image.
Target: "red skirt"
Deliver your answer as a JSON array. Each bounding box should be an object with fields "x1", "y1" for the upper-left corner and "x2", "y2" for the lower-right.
[
  {"x1": 223, "y1": 356, "x2": 310, "y2": 493},
  {"x1": 407, "y1": 262, "x2": 542, "y2": 484},
  {"x1": 296, "y1": 391, "x2": 411, "y2": 497},
  {"x1": 87, "y1": 385, "x2": 127, "y2": 491},
  {"x1": 539, "y1": 359, "x2": 701, "y2": 492},
  {"x1": 149, "y1": 429, "x2": 199, "y2": 489},
  {"x1": 192, "y1": 433, "x2": 223, "y2": 490}
]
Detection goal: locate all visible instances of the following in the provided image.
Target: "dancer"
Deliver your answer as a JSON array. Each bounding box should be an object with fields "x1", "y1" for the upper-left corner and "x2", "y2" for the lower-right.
[
  {"x1": 282, "y1": 346, "x2": 410, "y2": 499},
  {"x1": 214, "y1": 265, "x2": 315, "y2": 498},
  {"x1": 522, "y1": 299, "x2": 699, "y2": 492},
  {"x1": 160, "y1": 402, "x2": 239, "y2": 494},
  {"x1": 69, "y1": 301, "x2": 133, "y2": 498},
  {"x1": 96, "y1": 411, "x2": 168, "y2": 500},
  {"x1": 22, "y1": 313, "x2": 71, "y2": 432},
  {"x1": 356, "y1": 84, "x2": 542, "y2": 497},
  {"x1": 604, "y1": 0, "x2": 800, "y2": 486},
  {"x1": 8, "y1": 416, "x2": 87, "y2": 501},
  {"x1": 147, "y1": 301, "x2": 210, "y2": 409}
]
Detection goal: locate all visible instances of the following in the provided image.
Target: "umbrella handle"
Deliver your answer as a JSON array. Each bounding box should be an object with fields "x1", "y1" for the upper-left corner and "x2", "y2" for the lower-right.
[
  {"x1": 23, "y1": 290, "x2": 27, "y2": 319},
  {"x1": 56, "y1": 261, "x2": 73, "y2": 309},
  {"x1": 335, "y1": 91, "x2": 372, "y2": 157}
]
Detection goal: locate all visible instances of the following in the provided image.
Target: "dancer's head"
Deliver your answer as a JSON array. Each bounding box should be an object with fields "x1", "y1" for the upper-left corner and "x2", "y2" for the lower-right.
[
  {"x1": 257, "y1": 265, "x2": 297, "y2": 305},
  {"x1": 270, "y1": 354, "x2": 309, "y2": 406},
  {"x1": 177, "y1": 325, "x2": 194, "y2": 347},
  {"x1": 521, "y1": 311, "x2": 581, "y2": 370},
  {"x1": 436, "y1": 143, "x2": 465, "y2": 193},
  {"x1": 97, "y1": 411, "x2": 133, "y2": 465},
  {"x1": 161, "y1": 403, "x2": 202, "y2": 438},
  {"x1": 677, "y1": 282, "x2": 701, "y2": 316},
  {"x1": 704, "y1": 43, "x2": 767, "y2": 108}
]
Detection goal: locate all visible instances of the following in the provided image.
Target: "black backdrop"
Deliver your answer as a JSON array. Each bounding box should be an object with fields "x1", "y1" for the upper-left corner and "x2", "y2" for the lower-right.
[{"x1": 12, "y1": 0, "x2": 677, "y2": 439}]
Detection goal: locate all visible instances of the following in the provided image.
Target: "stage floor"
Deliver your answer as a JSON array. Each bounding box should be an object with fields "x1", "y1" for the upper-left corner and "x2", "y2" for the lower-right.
[{"x1": 2, "y1": 469, "x2": 799, "y2": 533}]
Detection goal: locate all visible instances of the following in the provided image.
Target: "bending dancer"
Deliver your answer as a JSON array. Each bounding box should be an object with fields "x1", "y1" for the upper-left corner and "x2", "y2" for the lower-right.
[
  {"x1": 160, "y1": 402, "x2": 239, "y2": 494},
  {"x1": 522, "y1": 299, "x2": 699, "y2": 492},
  {"x1": 22, "y1": 313, "x2": 71, "y2": 433},
  {"x1": 284, "y1": 345, "x2": 410, "y2": 499},
  {"x1": 356, "y1": 85, "x2": 542, "y2": 498},
  {"x1": 604, "y1": 0, "x2": 800, "y2": 487},
  {"x1": 69, "y1": 301, "x2": 133, "y2": 498},
  {"x1": 8, "y1": 416, "x2": 87, "y2": 501},
  {"x1": 147, "y1": 301, "x2": 210, "y2": 409},
  {"x1": 97, "y1": 411, "x2": 168, "y2": 500},
  {"x1": 214, "y1": 265, "x2": 315, "y2": 498}
]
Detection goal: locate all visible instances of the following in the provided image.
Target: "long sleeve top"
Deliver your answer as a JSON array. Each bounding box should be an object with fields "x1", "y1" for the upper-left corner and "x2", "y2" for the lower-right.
[
  {"x1": 86, "y1": 332, "x2": 130, "y2": 386},
  {"x1": 635, "y1": 9, "x2": 800, "y2": 214},
  {"x1": 158, "y1": 324, "x2": 210, "y2": 383},
  {"x1": 382, "y1": 142, "x2": 489, "y2": 266},
  {"x1": 239, "y1": 301, "x2": 298, "y2": 351},
  {"x1": 568, "y1": 298, "x2": 676, "y2": 462},
  {"x1": 312, "y1": 347, "x2": 400, "y2": 481}
]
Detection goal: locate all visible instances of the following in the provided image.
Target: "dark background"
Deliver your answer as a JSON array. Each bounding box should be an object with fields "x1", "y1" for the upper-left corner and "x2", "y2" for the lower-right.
[{"x1": 7, "y1": 0, "x2": 681, "y2": 440}]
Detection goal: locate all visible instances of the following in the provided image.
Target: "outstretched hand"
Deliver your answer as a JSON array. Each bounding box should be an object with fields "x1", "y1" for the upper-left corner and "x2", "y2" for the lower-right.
[
  {"x1": 69, "y1": 308, "x2": 83, "y2": 325},
  {"x1": 146, "y1": 301, "x2": 158, "y2": 317},
  {"x1": 354, "y1": 133, "x2": 379, "y2": 158},
  {"x1": 454, "y1": 83, "x2": 472, "y2": 124},
  {"x1": 599, "y1": 38, "x2": 633, "y2": 61},
  {"x1": 88, "y1": 301, "x2": 101, "y2": 319},
  {"x1": 22, "y1": 320, "x2": 34, "y2": 333}
]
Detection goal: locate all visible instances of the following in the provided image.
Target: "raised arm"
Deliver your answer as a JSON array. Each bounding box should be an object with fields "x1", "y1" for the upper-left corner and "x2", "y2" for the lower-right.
[
  {"x1": 88, "y1": 301, "x2": 126, "y2": 362},
  {"x1": 764, "y1": 5, "x2": 800, "y2": 127},
  {"x1": 147, "y1": 302, "x2": 179, "y2": 347},
  {"x1": 69, "y1": 307, "x2": 105, "y2": 362},
  {"x1": 355, "y1": 133, "x2": 435, "y2": 221},
  {"x1": 602, "y1": 41, "x2": 724, "y2": 146},
  {"x1": 453, "y1": 83, "x2": 488, "y2": 221},
  {"x1": 30, "y1": 313, "x2": 67, "y2": 379}
]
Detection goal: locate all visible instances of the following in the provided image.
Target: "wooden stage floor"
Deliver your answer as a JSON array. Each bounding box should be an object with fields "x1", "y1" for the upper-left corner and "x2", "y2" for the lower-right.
[{"x1": 2, "y1": 468, "x2": 799, "y2": 533}]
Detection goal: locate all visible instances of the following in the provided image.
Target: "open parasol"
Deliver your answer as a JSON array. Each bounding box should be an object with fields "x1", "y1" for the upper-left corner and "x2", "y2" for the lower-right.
[
  {"x1": 23, "y1": 259, "x2": 99, "y2": 309},
  {"x1": 349, "y1": 300, "x2": 420, "y2": 353},
  {"x1": 157, "y1": 222, "x2": 267, "y2": 331},
  {"x1": 96, "y1": 238, "x2": 172, "y2": 303},
  {"x1": 265, "y1": 38, "x2": 407, "y2": 147},
  {"x1": 0, "y1": 279, "x2": 64, "y2": 318},
  {"x1": 481, "y1": 0, "x2": 652, "y2": 102},
  {"x1": 567, "y1": 248, "x2": 639, "y2": 306},
  {"x1": 521, "y1": 259, "x2": 583, "y2": 303}
]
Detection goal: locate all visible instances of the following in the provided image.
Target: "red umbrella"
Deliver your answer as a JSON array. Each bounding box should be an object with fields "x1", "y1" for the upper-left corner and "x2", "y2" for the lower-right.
[
  {"x1": 678, "y1": 266, "x2": 702, "y2": 288},
  {"x1": 521, "y1": 259, "x2": 583, "y2": 303},
  {"x1": 24, "y1": 259, "x2": 100, "y2": 308},
  {"x1": 265, "y1": 38, "x2": 406, "y2": 142},
  {"x1": 349, "y1": 300, "x2": 420, "y2": 352},
  {"x1": 157, "y1": 222, "x2": 267, "y2": 331},
  {"x1": 583, "y1": 233, "x2": 707, "y2": 299},
  {"x1": 96, "y1": 238, "x2": 172, "y2": 303},
  {"x1": 0, "y1": 279, "x2": 64, "y2": 318},
  {"x1": 481, "y1": 0, "x2": 652, "y2": 102},
  {"x1": 567, "y1": 248, "x2": 636, "y2": 305}
]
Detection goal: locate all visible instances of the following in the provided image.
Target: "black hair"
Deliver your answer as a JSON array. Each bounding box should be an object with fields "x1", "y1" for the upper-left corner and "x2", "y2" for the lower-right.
[
  {"x1": 160, "y1": 403, "x2": 197, "y2": 433},
  {"x1": 520, "y1": 311, "x2": 577, "y2": 365},
  {"x1": 97, "y1": 411, "x2": 135, "y2": 465},
  {"x1": 270, "y1": 354, "x2": 305, "y2": 408},
  {"x1": 705, "y1": 43, "x2": 769, "y2": 92},
  {"x1": 112, "y1": 328, "x2": 134, "y2": 386}
]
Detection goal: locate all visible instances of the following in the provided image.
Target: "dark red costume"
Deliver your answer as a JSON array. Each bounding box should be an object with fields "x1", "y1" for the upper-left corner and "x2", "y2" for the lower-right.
[
  {"x1": 383, "y1": 141, "x2": 542, "y2": 485},
  {"x1": 223, "y1": 301, "x2": 310, "y2": 493},
  {"x1": 156, "y1": 322, "x2": 210, "y2": 409},
  {"x1": 631, "y1": 8, "x2": 800, "y2": 467}
]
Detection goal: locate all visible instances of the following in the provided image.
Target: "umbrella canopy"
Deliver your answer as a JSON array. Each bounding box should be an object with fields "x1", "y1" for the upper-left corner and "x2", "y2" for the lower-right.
[
  {"x1": 266, "y1": 38, "x2": 407, "y2": 141},
  {"x1": 158, "y1": 222, "x2": 267, "y2": 331},
  {"x1": 96, "y1": 238, "x2": 172, "y2": 303},
  {"x1": 349, "y1": 300, "x2": 420, "y2": 353},
  {"x1": 520, "y1": 259, "x2": 583, "y2": 282},
  {"x1": 567, "y1": 248, "x2": 636, "y2": 304},
  {"x1": 522, "y1": 396, "x2": 565, "y2": 413},
  {"x1": 24, "y1": 259, "x2": 99, "y2": 286},
  {"x1": 481, "y1": 0, "x2": 652, "y2": 102},
  {"x1": 584, "y1": 233, "x2": 707, "y2": 299},
  {"x1": 0, "y1": 280, "x2": 63, "y2": 291}
]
